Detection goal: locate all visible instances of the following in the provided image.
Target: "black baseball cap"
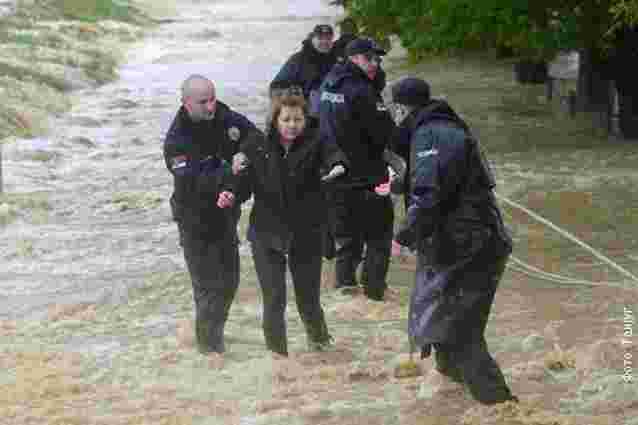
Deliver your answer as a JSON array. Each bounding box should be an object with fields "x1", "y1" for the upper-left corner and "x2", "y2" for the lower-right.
[
  {"x1": 391, "y1": 77, "x2": 431, "y2": 106},
  {"x1": 344, "y1": 37, "x2": 386, "y2": 57},
  {"x1": 313, "y1": 24, "x2": 334, "y2": 37}
]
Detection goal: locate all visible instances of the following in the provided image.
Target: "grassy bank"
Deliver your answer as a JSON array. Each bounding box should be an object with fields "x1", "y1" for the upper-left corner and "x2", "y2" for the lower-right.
[{"x1": 0, "y1": 0, "x2": 158, "y2": 140}]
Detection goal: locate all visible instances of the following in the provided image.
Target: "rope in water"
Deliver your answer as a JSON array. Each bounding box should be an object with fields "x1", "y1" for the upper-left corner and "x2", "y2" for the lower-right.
[{"x1": 495, "y1": 192, "x2": 638, "y2": 290}]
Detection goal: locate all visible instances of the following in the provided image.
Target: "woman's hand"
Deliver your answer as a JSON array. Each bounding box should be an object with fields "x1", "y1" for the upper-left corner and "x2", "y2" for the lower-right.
[
  {"x1": 217, "y1": 191, "x2": 235, "y2": 208},
  {"x1": 321, "y1": 164, "x2": 346, "y2": 182}
]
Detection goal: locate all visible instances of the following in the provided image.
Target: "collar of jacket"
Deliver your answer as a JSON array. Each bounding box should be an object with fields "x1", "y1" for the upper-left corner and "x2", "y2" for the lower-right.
[
  {"x1": 174, "y1": 101, "x2": 231, "y2": 135},
  {"x1": 412, "y1": 99, "x2": 469, "y2": 133},
  {"x1": 301, "y1": 38, "x2": 336, "y2": 65},
  {"x1": 265, "y1": 125, "x2": 317, "y2": 155},
  {"x1": 324, "y1": 59, "x2": 372, "y2": 89}
]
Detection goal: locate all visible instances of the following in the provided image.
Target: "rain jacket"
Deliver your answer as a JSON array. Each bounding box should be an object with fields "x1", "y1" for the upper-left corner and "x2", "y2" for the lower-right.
[
  {"x1": 270, "y1": 37, "x2": 337, "y2": 116},
  {"x1": 318, "y1": 60, "x2": 396, "y2": 190},
  {"x1": 163, "y1": 102, "x2": 261, "y2": 240},
  {"x1": 236, "y1": 124, "x2": 346, "y2": 253},
  {"x1": 394, "y1": 100, "x2": 513, "y2": 348}
]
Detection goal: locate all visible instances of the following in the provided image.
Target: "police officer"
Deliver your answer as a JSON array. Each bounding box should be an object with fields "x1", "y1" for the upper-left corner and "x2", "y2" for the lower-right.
[
  {"x1": 319, "y1": 37, "x2": 397, "y2": 301},
  {"x1": 163, "y1": 74, "x2": 261, "y2": 355},
  {"x1": 270, "y1": 24, "x2": 337, "y2": 121},
  {"x1": 392, "y1": 77, "x2": 518, "y2": 404}
]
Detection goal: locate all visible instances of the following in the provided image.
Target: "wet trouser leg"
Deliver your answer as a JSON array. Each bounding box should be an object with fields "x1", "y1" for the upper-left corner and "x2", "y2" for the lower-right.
[
  {"x1": 251, "y1": 239, "x2": 289, "y2": 355},
  {"x1": 434, "y1": 256, "x2": 515, "y2": 404},
  {"x1": 289, "y1": 231, "x2": 331, "y2": 345},
  {"x1": 182, "y1": 233, "x2": 239, "y2": 354},
  {"x1": 333, "y1": 189, "x2": 365, "y2": 288},
  {"x1": 322, "y1": 189, "x2": 337, "y2": 260},
  {"x1": 361, "y1": 193, "x2": 394, "y2": 300}
]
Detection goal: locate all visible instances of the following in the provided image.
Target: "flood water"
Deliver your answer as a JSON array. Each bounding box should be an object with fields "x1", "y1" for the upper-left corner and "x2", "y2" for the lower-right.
[
  {"x1": 3, "y1": 2, "x2": 637, "y2": 424},
  {"x1": 1, "y1": 0, "x2": 338, "y2": 319}
]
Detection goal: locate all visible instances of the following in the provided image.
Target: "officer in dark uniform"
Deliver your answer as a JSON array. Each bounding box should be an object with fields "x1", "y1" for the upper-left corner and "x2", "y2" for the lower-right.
[
  {"x1": 392, "y1": 77, "x2": 518, "y2": 404},
  {"x1": 319, "y1": 37, "x2": 397, "y2": 301},
  {"x1": 163, "y1": 74, "x2": 261, "y2": 354},
  {"x1": 270, "y1": 24, "x2": 337, "y2": 121}
]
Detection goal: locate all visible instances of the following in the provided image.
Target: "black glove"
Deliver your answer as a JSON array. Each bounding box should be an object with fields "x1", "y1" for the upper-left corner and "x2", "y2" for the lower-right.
[{"x1": 394, "y1": 217, "x2": 416, "y2": 248}]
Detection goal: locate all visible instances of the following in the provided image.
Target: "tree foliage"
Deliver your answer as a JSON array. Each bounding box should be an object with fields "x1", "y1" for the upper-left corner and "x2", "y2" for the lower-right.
[{"x1": 345, "y1": 0, "x2": 637, "y2": 62}]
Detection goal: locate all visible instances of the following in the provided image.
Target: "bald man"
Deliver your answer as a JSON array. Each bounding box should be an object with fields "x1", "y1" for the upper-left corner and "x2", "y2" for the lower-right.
[{"x1": 163, "y1": 74, "x2": 262, "y2": 355}]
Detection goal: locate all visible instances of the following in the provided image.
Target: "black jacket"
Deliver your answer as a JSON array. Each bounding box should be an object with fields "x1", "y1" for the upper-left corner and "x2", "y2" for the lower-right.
[
  {"x1": 237, "y1": 124, "x2": 345, "y2": 252},
  {"x1": 332, "y1": 33, "x2": 356, "y2": 63},
  {"x1": 318, "y1": 60, "x2": 396, "y2": 190},
  {"x1": 270, "y1": 38, "x2": 337, "y2": 102},
  {"x1": 396, "y1": 100, "x2": 512, "y2": 265},
  {"x1": 163, "y1": 102, "x2": 261, "y2": 240}
]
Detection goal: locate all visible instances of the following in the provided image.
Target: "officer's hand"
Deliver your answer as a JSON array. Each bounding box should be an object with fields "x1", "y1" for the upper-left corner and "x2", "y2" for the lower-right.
[
  {"x1": 321, "y1": 164, "x2": 346, "y2": 182},
  {"x1": 232, "y1": 152, "x2": 249, "y2": 175},
  {"x1": 217, "y1": 191, "x2": 235, "y2": 209}
]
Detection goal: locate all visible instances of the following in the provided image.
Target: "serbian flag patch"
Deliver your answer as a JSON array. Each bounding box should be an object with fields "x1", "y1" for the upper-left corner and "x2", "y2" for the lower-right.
[{"x1": 171, "y1": 155, "x2": 188, "y2": 170}]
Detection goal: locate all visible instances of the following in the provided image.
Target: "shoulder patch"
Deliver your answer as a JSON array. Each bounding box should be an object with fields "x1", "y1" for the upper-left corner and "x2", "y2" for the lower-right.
[
  {"x1": 171, "y1": 155, "x2": 188, "y2": 170},
  {"x1": 227, "y1": 126, "x2": 241, "y2": 142},
  {"x1": 321, "y1": 91, "x2": 345, "y2": 104},
  {"x1": 417, "y1": 148, "x2": 439, "y2": 159}
]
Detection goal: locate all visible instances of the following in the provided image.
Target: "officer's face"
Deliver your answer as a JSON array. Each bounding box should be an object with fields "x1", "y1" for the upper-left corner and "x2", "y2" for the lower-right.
[
  {"x1": 184, "y1": 83, "x2": 217, "y2": 122},
  {"x1": 277, "y1": 106, "x2": 306, "y2": 141},
  {"x1": 312, "y1": 34, "x2": 334, "y2": 54},
  {"x1": 351, "y1": 52, "x2": 380, "y2": 80}
]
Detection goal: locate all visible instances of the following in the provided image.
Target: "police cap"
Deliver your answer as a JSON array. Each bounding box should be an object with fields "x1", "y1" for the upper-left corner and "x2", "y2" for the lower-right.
[
  {"x1": 344, "y1": 37, "x2": 386, "y2": 57},
  {"x1": 391, "y1": 77, "x2": 431, "y2": 106},
  {"x1": 313, "y1": 24, "x2": 334, "y2": 37}
]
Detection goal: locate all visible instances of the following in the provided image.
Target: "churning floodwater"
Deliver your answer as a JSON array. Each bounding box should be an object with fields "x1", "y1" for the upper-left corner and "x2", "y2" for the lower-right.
[
  {"x1": 1, "y1": 0, "x2": 339, "y2": 320},
  {"x1": 3, "y1": 2, "x2": 637, "y2": 424}
]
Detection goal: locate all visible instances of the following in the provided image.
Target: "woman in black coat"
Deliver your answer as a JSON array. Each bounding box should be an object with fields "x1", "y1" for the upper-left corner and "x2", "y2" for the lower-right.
[{"x1": 226, "y1": 93, "x2": 346, "y2": 356}]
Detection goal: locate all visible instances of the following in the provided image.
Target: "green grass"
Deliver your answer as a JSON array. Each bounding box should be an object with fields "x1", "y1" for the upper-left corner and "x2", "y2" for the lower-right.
[
  {"x1": 0, "y1": 1, "x2": 151, "y2": 140},
  {"x1": 55, "y1": 0, "x2": 130, "y2": 22},
  {"x1": 14, "y1": 0, "x2": 149, "y2": 24},
  {"x1": 0, "y1": 191, "x2": 52, "y2": 225}
]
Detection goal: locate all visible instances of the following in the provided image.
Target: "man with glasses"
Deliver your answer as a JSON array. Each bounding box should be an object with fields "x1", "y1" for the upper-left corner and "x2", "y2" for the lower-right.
[{"x1": 318, "y1": 38, "x2": 397, "y2": 301}]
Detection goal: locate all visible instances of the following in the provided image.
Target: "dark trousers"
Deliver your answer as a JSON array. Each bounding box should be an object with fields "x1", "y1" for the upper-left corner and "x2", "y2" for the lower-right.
[
  {"x1": 181, "y1": 231, "x2": 239, "y2": 354},
  {"x1": 431, "y1": 256, "x2": 515, "y2": 404},
  {"x1": 251, "y1": 232, "x2": 331, "y2": 355},
  {"x1": 332, "y1": 188, "x2": 394, "y2": 299}
]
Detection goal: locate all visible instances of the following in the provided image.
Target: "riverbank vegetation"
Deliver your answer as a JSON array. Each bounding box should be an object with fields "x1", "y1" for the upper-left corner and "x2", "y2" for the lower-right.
[
  {"x1": 0, "y1": 0, "x2": 154, "y2": 140},
  {"x1": 344, "y1": 0, "x2": 638, "y2": 139}
]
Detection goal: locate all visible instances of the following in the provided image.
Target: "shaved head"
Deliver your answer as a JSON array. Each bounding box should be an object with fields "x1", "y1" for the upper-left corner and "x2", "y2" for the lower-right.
[
  {"x1": 181, "y1": 74, "x2": 214, "y2": 102},
  {"x1": 181, "y1": 74, "x2": 217, "y2": 122}
]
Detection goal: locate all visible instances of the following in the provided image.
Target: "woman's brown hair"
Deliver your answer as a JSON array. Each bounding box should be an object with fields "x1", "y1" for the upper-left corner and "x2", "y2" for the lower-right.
[{"x1": 268, "y1": 92, "x2": 308, "y2": 134}]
